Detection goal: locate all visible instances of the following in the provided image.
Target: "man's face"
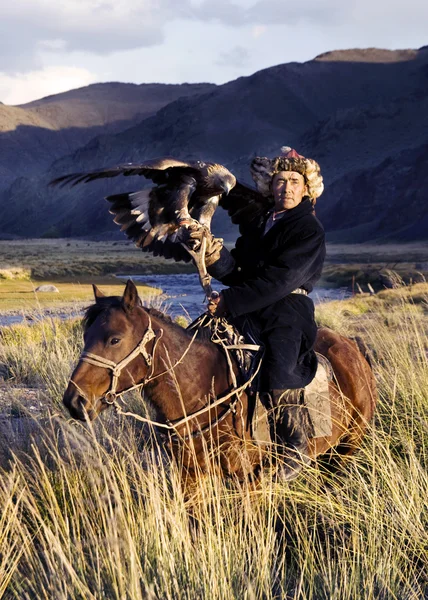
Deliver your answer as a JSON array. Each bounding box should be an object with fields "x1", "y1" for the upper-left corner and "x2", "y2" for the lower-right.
[{"x1": 271, "y1": 170, "x2": 308, "y2": 211}]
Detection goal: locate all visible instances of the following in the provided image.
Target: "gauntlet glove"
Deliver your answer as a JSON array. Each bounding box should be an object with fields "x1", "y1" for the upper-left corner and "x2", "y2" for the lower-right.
[{"x1": 180, "y1": 224, "x2": 224, "y2": 266}]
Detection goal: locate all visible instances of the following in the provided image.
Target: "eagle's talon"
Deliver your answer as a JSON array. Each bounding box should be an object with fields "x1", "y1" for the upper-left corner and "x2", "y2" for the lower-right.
[
  {"x1": 177, "y1": 218, "x2": 200, "y2": 229},
  {"x1": 187, "y1": 239, "x2": 202, "y2": 252}
]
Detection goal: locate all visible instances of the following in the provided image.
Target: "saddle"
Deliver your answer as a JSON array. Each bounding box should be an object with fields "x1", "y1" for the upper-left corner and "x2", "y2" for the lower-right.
[{"x1": 187, "y1": 313, "x2": 333, "y2": 445}]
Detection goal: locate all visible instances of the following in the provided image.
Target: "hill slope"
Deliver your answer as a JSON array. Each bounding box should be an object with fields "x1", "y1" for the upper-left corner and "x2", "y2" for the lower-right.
[
  {"x1": 1, "y1": 47, "x2": 427, "y2": 241},
  {"x1": 0, "y1": 82, "x2": 215, "y2": 189}
]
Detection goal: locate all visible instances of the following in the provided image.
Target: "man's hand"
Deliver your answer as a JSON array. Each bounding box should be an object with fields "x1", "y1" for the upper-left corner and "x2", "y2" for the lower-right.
[{"x1": 207, "y1": 292, "x2": 228, "y2": 317}]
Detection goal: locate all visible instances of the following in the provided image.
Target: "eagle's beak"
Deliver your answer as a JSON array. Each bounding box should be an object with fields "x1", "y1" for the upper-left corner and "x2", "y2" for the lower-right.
[{"x1": 222, "y1": 182, "x2": 232, "y2": 195}]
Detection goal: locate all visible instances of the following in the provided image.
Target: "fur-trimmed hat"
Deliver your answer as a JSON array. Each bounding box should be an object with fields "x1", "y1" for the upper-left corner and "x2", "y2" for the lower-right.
[{"x1": 250, "y1": 146, "x2": 324, "y2": 203}]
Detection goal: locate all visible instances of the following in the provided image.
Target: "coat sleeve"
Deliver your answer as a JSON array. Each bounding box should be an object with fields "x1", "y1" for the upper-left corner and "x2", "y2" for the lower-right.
[
  {"x1": 221, "y1": 227, "x2": 325, "y2": 318},
  {"x1": 207, "y1": 233, "x2": 252, "y2": 285}
]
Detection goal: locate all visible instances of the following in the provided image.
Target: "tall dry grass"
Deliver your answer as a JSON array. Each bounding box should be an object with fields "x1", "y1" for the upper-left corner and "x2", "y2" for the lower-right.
[
  {"x1": 0, "y1": 317, "x2": 83, "y2": 404},
  {"x1": 0, "y1": 295, "x2": 426, "y2": 599}
]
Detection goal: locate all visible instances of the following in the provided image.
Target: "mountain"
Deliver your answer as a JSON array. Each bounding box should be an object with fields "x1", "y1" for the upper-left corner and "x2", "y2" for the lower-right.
[
  {"x1": 1, "y1": 47, "x2": 427, "y2": 242},
  {"x1": 0, "y1": 82, "x2": 215, "y2": 189}
]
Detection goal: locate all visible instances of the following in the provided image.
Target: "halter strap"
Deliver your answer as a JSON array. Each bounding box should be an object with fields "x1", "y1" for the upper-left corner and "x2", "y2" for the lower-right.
[{"x1": 74, "y1": 314, "x2": 161, "y2": 404}]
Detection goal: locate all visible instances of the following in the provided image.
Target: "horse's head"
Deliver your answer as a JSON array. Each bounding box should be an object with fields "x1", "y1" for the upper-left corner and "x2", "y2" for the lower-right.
[{"x1": 63, "y1": 280, "x2": 158, "y2": 421}]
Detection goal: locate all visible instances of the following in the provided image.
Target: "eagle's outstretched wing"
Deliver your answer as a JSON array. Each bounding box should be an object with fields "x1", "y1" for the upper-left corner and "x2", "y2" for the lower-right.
[
  {"x1": 50, "y1": 157, "x2": 196, "y2": 187},
  {"x1": 106, "y1": 179, "x2": 270, "y2": 259},
  {"x1": 106, "y1": 188, "x2": 194, "y2": 263},
  {"x1": 219, "y1": 181, "x2": 273, "y2": 231},
  {"x1": 50, "y1": 157, "x2": 237, "y2": 263}
]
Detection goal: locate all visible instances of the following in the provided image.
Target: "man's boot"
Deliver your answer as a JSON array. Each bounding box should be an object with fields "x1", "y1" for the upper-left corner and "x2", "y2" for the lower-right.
[{"x1": 270, "y1": 389, "x2": 312, "y2": 481}]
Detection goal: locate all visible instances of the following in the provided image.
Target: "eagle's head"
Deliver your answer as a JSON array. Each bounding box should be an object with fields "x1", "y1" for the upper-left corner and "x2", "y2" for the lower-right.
[{"x1": 206, "y1": 164, "x2": 236, "y2": 195}]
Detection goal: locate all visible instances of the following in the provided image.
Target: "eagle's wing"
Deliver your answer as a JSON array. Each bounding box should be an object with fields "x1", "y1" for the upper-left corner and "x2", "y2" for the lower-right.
[
  {"x1": 50, "y1": 157, "x2": 233, "y2": 264},
  {"x1": 219, "y1": 181, "x2": 273, "y2": 231},
  {"x1": 51, "y1": 159, "x2": 267, "y2": 264},
  {"x1": 106, "y1": 187, "x2": 193, "y2": 263},
  {"x1": 49, "y1": 157, "x2": 198, "y2": 187}
]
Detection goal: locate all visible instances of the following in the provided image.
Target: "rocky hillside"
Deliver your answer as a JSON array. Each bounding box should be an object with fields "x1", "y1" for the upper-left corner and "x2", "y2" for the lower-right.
[
  {"x1": 0, "y1": 82, "x2": 215, "y2": 189},
  {"x1": 0, "y1": 47, "x2": 427, "y2": 242}
]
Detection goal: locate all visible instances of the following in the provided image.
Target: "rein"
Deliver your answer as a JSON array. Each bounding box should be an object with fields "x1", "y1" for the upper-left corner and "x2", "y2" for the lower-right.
[{"x1": 108, "y1": 361, "x2": 262, "y2": 441}]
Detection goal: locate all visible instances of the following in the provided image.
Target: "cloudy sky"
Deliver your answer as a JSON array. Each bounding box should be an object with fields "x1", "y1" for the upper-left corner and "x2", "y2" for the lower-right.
[{"x1": 1, "y1": 0, "x2": 427, "y2": 105}]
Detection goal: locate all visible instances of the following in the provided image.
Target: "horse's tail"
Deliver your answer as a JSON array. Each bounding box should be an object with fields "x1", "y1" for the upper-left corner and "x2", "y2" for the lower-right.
[{"x1": 350, "y1": 335, "x2": 373, "y2": 369}]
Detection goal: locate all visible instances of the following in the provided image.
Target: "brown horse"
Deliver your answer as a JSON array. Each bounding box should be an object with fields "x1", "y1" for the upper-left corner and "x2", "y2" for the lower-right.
[{"x1": 63, "y1": 280, "x2": 377, "y2": 484}]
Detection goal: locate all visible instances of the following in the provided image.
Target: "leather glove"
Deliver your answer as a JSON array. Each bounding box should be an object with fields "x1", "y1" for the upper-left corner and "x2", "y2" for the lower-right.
[
  {"x1": 180, "y1": 224, "x2": 224, "y2": 267},
  {"x1": 205, "y1": 235, "x2": 224, "y2": 267}
]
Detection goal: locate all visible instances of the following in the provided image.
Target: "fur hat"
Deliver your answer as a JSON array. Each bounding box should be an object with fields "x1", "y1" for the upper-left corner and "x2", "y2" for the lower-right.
[{"x1": 250, "y1": 146, "x2": 324, "y2": 203}]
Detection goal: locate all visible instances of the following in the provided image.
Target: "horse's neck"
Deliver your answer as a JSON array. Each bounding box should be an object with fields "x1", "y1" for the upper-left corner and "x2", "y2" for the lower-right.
[{"x1": 145, "y1": 317, "x2": 229, "y2": 422}]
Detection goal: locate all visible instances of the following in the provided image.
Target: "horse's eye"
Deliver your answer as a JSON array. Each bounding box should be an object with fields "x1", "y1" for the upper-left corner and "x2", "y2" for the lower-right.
[{"x1": 110, "y1": 338, "x2": 121, "y2": 346}]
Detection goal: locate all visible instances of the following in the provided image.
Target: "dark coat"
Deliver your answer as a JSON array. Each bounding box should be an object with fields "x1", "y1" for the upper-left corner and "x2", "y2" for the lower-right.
[{"x1": 217, "y1": 198, "x2": 326, "y2": 390}]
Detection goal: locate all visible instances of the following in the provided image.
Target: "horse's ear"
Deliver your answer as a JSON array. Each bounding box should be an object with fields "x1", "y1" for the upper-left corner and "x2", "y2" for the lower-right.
[
  {"x1": 92, "y1": 284, "x2": 105, "y2": 302},
  {"x1": 122, "y1": 279, "x2": 140, "y2": 312}
]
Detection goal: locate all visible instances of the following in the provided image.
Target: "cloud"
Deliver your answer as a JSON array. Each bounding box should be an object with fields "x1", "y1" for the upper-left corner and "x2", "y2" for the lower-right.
[
  {"x1": 1, "y1": 0, "x2": 428, "y2": 79},
  {"x1": 0, "y1": 0, "x2": 185, "y2": 73},
  {"x1": 38, "y1": 39, "x2": 68, "y2": 52},
  {"x1": 0, "y1": 66, "x2": 97, "y2": 105},
  {"x1": 252, "y1": 25, "x2": 267, "y2": 39},
  {"x1": 216, "y1": 46, "x2": 251, "y2": 68},
  {"x1": 187, "y1": 0, "x2": 350, "y2": 27},
  {"x1": 186, "y1": 0, "x2": 244, "y2": 26},
  {"x1": 244, "y1": 0, "x2": 349, "y2": 26},
  {"x1": 190, "y1": 0, "x2": 428, "y2": 37},
  {"x1": 0, "y1": 0, "x2": 351, "y2": 75}
]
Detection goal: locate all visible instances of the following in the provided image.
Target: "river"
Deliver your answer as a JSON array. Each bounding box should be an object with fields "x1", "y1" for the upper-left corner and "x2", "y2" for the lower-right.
[
  {"x1": 117, "y1": 273, "x2": 351, "y2": 320},
  {"x1": 0, "y1": 273, "x2": 351, "y2": 327}
]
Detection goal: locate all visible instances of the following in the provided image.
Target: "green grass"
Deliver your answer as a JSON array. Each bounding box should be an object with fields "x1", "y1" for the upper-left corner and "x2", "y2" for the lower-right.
[
  {"x1": 0, "y1": 278, "x2": 162, "y2": 313},
  {"x1": 0, "y1": 238, "x2": 187, "y2": 313},
  {"x1": 0, "y1": 288, "x2": 426, "y2": 598}
]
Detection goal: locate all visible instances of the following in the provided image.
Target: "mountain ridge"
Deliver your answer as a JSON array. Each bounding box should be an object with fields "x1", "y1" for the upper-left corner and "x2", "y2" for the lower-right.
[
  {"x1": 0, "y1": 82, "x2": 216, "y2": 188},
  {"x1": 1, "y1": 47, "x2": 427, "y2": 242}
]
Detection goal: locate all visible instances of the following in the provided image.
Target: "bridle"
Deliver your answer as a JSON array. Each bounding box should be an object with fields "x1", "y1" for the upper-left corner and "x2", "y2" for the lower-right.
[
  {"x1": 70, "y1": 313, "x2": 262, "y2": 442},
  {"x1": 72, "y1": 314, "x2": 163, "y2": 405}
]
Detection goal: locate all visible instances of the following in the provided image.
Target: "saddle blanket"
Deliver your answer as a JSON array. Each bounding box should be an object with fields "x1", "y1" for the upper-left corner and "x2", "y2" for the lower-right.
[
  {"x1": 305, "y1": 353, "x2": 333, "y2": 438},
  {"x1": 251, "y1": 353, "x2": 333, "y2": 445}
]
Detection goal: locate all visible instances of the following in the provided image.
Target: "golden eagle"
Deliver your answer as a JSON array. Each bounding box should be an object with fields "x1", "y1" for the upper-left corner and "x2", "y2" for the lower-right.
[{"x1": 51, "y1": 156, "x2": 272, "y2": 295}]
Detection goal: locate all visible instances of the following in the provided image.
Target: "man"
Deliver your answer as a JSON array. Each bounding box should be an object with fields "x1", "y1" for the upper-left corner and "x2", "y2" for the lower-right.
[{"x1": 205, "y1": 147, "x2": 326, "y2": 479}]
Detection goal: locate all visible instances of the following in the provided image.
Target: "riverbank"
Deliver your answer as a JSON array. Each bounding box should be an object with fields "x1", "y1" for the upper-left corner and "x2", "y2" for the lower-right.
[
  {"x1": 1, "y1": 238, "x2": 427, "y2": 284},
  {"x1": 0, "y1": 277, "x2": 162, "y2": 321},
  {"x1": 0, "y1": 238, "x2": 194, "y2": 281},
  {"x1": 0, "y1": 239, "x2": 427, "y2": 319},
  {"x1": 315, "y1": 281, "x2": 428, "y2": 337}
]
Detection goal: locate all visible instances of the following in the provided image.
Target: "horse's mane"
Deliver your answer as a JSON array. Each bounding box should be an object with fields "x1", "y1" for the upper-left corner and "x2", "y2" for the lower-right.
[
  {"x1": 83, "y1": 297, "x2": 124, "y2": 330},
  {"x1": 145, "y1": 307, "x2": 174, "y2": 325},
  {"x1": 83, "y1": 297, "x2": 211, "y2": 345}
]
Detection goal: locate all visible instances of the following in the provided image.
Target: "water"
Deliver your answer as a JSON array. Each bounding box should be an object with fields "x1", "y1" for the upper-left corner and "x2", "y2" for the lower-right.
[
  {"x1": 0, "y1": 274, "x2": 351, "y2": 327},
  {"x1": 118, "y1": 273, "x2": 351, "y2": 320},
  {"x1": 0, "y1": 308, "x2": 84, "y2": 328}
]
